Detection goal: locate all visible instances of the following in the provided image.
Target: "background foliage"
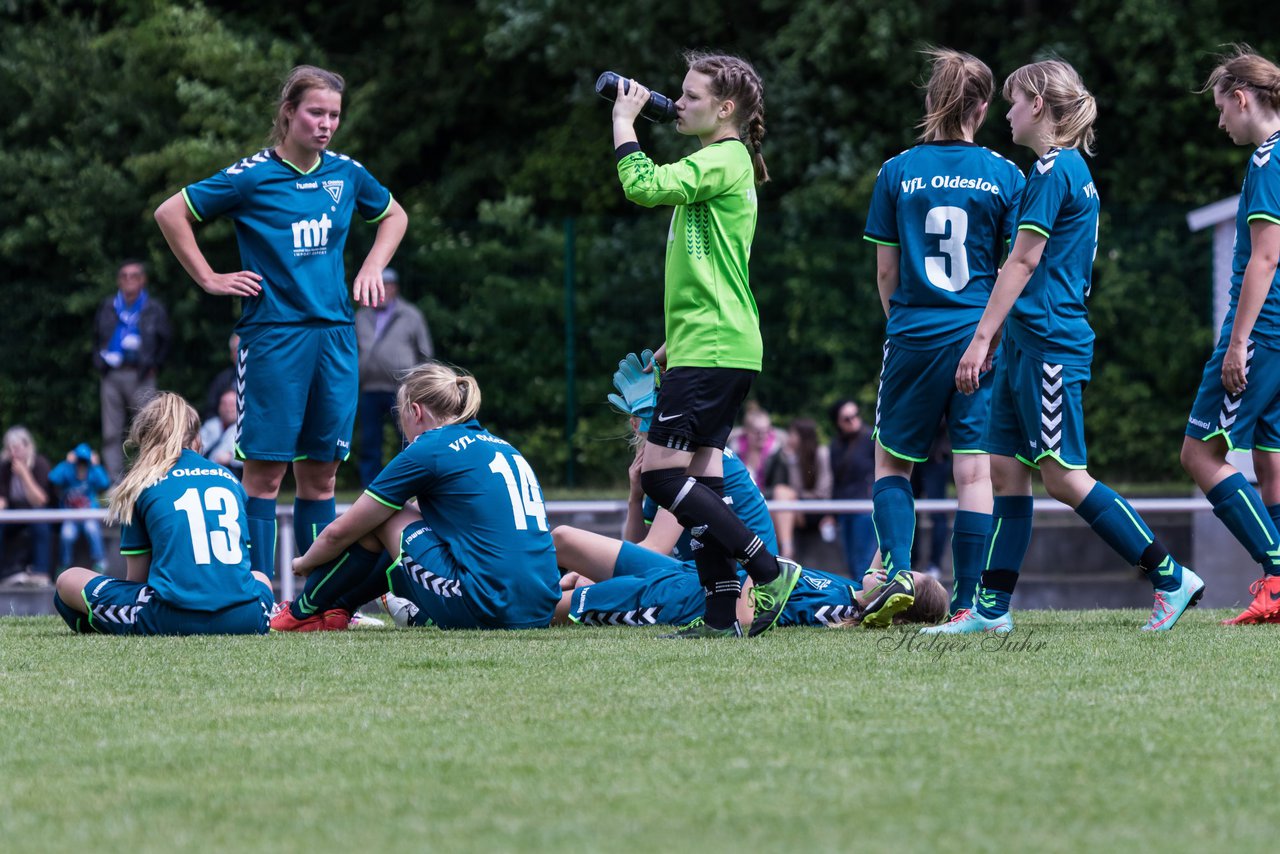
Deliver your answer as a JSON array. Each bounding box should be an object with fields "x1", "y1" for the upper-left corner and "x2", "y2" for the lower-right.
[{"x1": 0, "y1": 0, "x2": 1269, "y2": 486}]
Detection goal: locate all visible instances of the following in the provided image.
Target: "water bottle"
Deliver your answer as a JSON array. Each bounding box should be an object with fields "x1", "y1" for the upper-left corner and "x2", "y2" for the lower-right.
[{"x1": 595, "y1": 72, "x2": 678, "y2": 124}]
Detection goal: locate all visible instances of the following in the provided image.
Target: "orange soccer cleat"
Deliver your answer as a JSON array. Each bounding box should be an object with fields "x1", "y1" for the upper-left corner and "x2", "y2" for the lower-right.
[
  {"x1": 270, "y1": 600, "x2": 348, "y2": 632},
  {"x1": 1221, "y1": 576, "x2": 1280, "y2": 625}
]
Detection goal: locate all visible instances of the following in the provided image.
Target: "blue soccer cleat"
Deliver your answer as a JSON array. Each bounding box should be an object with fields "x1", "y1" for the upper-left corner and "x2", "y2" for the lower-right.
[
  {"x1": 1142, "y1": 568, "x2": 1205, "y2": 631},
  {"x1": 918, "y1": 607, "x2": 1013, "y2": 635}
]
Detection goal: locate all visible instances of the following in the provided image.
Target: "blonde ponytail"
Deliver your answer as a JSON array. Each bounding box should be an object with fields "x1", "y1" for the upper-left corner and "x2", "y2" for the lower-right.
[
  {"x1": 1003, "y1": 59, "x2": 1097, "y2": 155},
  {"x1": 395, "y1": 362, "x2": 483, "y2": 428},
  {"x1": 108, "y1": 392, "x2": 200, "y2": 526},
  {"x1": 918, "y1": 47, "x2": 994, "y2": 142}
]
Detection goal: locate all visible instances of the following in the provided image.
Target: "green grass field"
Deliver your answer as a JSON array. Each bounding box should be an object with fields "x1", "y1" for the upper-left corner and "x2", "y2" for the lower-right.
[{"x1": 1, "y1": 610, "x2": 1272, "y2": 853}]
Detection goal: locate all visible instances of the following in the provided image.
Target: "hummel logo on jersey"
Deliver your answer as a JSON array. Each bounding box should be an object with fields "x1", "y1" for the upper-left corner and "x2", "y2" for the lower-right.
[
  {"x1": 323, "y1": 180, "x2": 344, "y2": 203},
  {"x1": 1255, "y1": 133, "x2": 1278, "y2": 168},
  {"x1": 292, "y1": 214, "x2": 332, "y2": 255},
  {"x1": 296, "y1": 181, "x2": 318, "y2": 190},
  {"x1": 656, "y1": 412, "x2": 682, "y2": 422},
  {"x1": 804, "y1": 575, "x2": 832, "y2": 591},
  {"x1": 1035, "y1": 148, "x2": 1061, "y2": 175}
]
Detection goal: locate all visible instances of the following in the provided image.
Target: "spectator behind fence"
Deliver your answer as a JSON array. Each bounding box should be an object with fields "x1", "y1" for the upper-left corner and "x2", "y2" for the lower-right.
[
  {"x1": 49, "y1": 443, "x2": 111, "y2": 574},
  {"x1": 0, "y1": 426, "x2": 55, "y2": 586},
  {"x1": 355, "y1": 267, "x2": 433, "y2": 488},
  {"x1": 94, "y1": 259, "x2": 171, "y2": 481},
  {"x1": 829, "y1": 399, "x2": 877, "y2": 576},
  {"x1": 204, "y1": 332, "x2": 240, "y2": 420},
  {"x1": 764, "y1": 417, "x2": 833, "y2": 560},
  {"x1": 199, "y1": 388, "x2": 242, "y2": 477},
  {"x1": 728, "y1": 401, "x2": 781, "y2": 488}
]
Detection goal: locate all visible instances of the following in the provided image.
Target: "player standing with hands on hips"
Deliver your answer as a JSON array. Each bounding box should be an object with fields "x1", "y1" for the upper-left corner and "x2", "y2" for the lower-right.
[
  {"x1": 154, "y1": 65, "x2": 408, "y2": 587},
  {"x1": 1181, "y1": 46, "x2": 1280, "y2": 625},
  {"x1": 610, "y1": 52, "x2": 800, "y2": 638},
  {"x1": 932, "y1": 59, "x2": 1203, "y2": 634}
]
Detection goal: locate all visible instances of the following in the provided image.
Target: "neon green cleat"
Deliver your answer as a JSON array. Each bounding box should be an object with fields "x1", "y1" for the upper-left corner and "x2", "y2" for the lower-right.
[
  {"x1": 658, "y1": 618, "x2": 743, "y2": 639},
  {"x1": 747, "y1": 558, "x2": 802, "y2": 636},
  {"x1": 918, "y1": 608, "x2": 1013, "y2": 635},
  {"x1": 859, "y1": 571, "x2": 915, "y2": 629}
]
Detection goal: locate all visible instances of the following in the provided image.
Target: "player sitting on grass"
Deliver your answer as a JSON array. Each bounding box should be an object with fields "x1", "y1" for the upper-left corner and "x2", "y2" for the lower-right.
[
  {"x1": 54, "y1": 393, "x2": 273, "y2": 636},
  {"x1": 271, "y1": 362, "x2": 560, "y2": 631}
]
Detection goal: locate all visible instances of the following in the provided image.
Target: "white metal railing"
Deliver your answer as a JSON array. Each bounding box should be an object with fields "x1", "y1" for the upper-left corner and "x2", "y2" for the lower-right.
[{"x1": 2, "y1": 497, "x2": 1215, "y2": 600}]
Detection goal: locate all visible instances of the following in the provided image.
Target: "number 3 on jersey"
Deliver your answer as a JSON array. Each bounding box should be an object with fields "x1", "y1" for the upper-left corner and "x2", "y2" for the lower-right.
[
  {"x1": 489, "y1": 452, "x2": 548, "y2": 532},
  {"x1": 173, "y1": 486, "x2": 244, "y2": 565},
  {"x1": 924, "y1": 205, "x2": 970, "y2": 292}
]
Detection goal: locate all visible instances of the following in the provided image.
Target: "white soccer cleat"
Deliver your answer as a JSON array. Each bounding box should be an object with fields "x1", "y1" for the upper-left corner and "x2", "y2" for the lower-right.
[{"x1": 378, "y1": 593, "x2": 419, "y2": 628}]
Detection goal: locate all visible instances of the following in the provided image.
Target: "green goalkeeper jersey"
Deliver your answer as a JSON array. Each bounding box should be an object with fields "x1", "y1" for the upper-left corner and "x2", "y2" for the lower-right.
[{"x1": 616, "y1": 139, "x2": 762, "y2": 371}]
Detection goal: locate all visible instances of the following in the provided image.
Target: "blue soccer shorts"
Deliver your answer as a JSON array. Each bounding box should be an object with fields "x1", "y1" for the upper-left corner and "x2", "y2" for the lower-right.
[
  {"x1": 55, "y1": 576, "x2": 271, "y2": 636},
  {"x1": 568, "y1": 556, "x2": 705, "y2": 627},
  {"x1": 982, "y1": 337, "x2": 1091, "y2": 469},
  {"x1": 874, "y1": 338, "x2": 996, "y2": 462},
  {"x1": 1185, "y1": 337, "x2": 1280, "y2": 453},
  {"x1": 235, "y1": 323, "x2": 358, "y2": 463}
]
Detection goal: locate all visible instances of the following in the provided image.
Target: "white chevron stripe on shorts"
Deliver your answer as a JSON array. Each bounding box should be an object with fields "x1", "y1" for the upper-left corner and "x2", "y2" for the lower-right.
[
  {"x1": 1040, "y1": 363, "x2": 1064, "y2": 453},
  {"x1": 1218, "y1": 341, "x2": 1255, "y2": 430}
]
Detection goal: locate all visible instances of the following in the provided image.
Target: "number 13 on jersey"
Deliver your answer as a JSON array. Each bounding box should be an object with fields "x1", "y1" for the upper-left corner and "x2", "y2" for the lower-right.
[{"x1": 489, "y1": 452, "x2": 548, "y2": 532}]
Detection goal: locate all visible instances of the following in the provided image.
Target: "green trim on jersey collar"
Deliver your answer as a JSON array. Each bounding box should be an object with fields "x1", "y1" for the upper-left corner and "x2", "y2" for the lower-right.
[
  {"x1": 862, "y1": 235, "x2": 900, "y2": 248},
  {"x1": 278, "y1": 153, "x2": 324, "y2": 175},
  {"x1": 1017, "y1": 223, "x2": 1052, "y2": 239}
]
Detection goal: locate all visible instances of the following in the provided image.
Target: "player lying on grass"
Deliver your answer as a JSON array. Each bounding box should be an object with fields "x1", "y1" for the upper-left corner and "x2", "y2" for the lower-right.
[
  {"x1": 270, "y1": 362, "x2": 560, "y2": 631},
  {"x1": 54, "y1": 393, "x2": 273, "y2": 635},
  {"x1": 553, "y1": 529, "x2": 946, "y2": 630}
]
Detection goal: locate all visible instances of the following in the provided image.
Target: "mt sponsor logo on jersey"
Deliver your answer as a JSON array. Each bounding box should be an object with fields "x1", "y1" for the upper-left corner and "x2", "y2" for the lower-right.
[
  {"x1": 901, "y1": 175, "x2": 1003, "y2": 195},
  {"x1": 291, "y1": 214, "x2": 332, "y2": 256}
]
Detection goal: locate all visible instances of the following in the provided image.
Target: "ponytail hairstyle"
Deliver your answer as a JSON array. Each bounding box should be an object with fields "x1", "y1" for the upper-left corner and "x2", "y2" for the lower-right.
[
  {"x1": 395, "y1": 362, "x2": 482, "y2": 431},
  {"x1": 269, "y1": 65, "x2": 345, "y2": 147},
  {"x1": 1002, "y1": 59, "x2": 1097, "y2": 156},
  {"x1": 684, "y1": 51, "x2": 770, "y2": 184},
  {"x1": 918, "y1": 47, "x2": 994, "y2": 142},
  {"x1": 1201, "y1": 44, "x2": 1280, "y2": 112},
  {"x1": 108, "y1": 392, "x2": 200, "y2": 527}
]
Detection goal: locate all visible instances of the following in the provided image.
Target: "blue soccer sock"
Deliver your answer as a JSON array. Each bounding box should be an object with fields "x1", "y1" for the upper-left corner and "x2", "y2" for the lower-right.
[
  {"x1": 292, "y1": 543, "x2": 382, "y2": 618},
  {"x1": 872, "y1": 476, "x2": 914, "y2": 581},
  {"x1": 332, "y1": 551, "x2": 395, "y2": 613},
  {"x1": 974, "y1": 496, "x2": 1033, "y2": 619},
  {"x1": 1208, "y1": 473, "x2": 1280, "y2": 576},
  {"x1": 246, "y1": 497, "x2": 278, "y2": 580},
  {"x1": 294, "y1": 497, "x2": 336, "y2": 556},
  {"x1": 1075, "y1": 483, "x2": 1184, "y2": 591},
  {"x1": 950, "y1": 510, "x2": 990, "y2": 613}
]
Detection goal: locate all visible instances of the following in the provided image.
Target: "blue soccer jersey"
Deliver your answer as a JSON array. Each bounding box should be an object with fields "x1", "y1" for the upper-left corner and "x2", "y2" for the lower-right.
[
  {"x1": 365, "y1": 420, "x2": 561, "y2": 627},
  {"x1": 1224, "y1": 130, "x2": 1280, "y2": 347},
  {"x1": 864, "y1": 142, "x2": 1025, "y2": 348},
  {"x1": 183, "y1": 149, "x2": 393, "y2": 329},
  {"x1": 777, "y1": 566, "x2": 860, "y2": 627},
  {"x1": 1005, "y1": 147, "x2": 1100, "y2": 366},
  {"x1": 641, "y1": 446, "x2": 779, "y2": 559},
  {"x1": 119, "y1": 449, "x2": 263, "y2": 612}
]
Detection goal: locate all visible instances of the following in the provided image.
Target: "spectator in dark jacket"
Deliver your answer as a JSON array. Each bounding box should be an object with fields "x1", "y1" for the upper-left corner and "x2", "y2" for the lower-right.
[
  {"x1": 94, "y1": 259, "x2": 171, "y2": 480},
  {"x1": 829, "y1": 399, "x2": 876, "y2": 577},
  {"x1": 354, "y1": 267, "x2": 433, "y2": 487}
]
